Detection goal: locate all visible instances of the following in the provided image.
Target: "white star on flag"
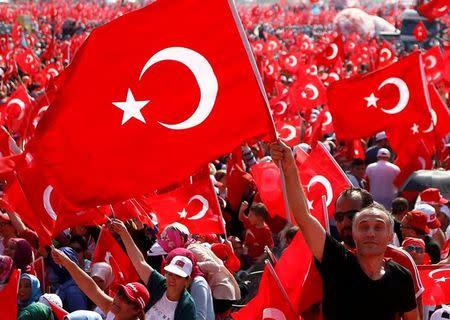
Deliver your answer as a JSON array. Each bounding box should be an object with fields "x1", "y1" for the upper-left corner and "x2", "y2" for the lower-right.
[
  {"x1": 411, "y1": 123, "x2": 420, "y2": 135},
  {"x1": 364, "y1": 93, "x2": 379, "y2": 108},
  {"x1": 178, "y1": 208, "x2": 188, "y2": 219},
  {"x1": 113, "y1": 89, "x2": 150, "y2": 125},
  {"x1": 435, "y1": 276, "x2": 450, "y2": 283}
]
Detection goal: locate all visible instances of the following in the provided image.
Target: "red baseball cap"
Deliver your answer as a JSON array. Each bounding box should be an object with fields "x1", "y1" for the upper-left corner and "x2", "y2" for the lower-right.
[
  {"x1": 211, "y1": 243, "x2": 241, "y2": 273},
  {"x1": 402, "y1": 237, "x2": 425, "y2": 250},
  {"x1": 420, "y1": 188, "x2": 449, "y2": 205},
  {"x1": 118, "y1": 282, "x2": 150, "y2": 310},
  {"x1": 403, "y1": 210, "x2": 430, "y2": 234}
]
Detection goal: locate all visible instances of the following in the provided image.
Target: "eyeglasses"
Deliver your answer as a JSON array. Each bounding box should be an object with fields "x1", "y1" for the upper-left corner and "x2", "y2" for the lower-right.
[
  {"x1": 334, "y1": 209, "x2": 359, "y2": 223},
  {"x1": 404, "y1": 245, "x2": 424, "y2": 254}
]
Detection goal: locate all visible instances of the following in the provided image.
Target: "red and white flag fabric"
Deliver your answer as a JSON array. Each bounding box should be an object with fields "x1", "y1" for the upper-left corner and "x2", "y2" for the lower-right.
[
  {"x1": 422, "y1": 46, "x2": 444, "y2": 84},
  {"x1": 298, "y1": 143, "x2": 351, "y2": 226},
  {"x1": 275, "y1": 119, "x2": 301, "y2": 147},
  {"x1": 92, "y1": 227, "x2": 140, "y2": 291},
  {"x1": 141, "y1": 173, "x2": 225, "y2": 234},
  {"x1": 317, "y1": 35, "x2": 345, "y2": 68},
  {"x1": 1, "y1": 85, "x2": 34, "y2": 139},
  {"x1": 417, "y1": 0, "x2": 450, "y2": 21},
  {"x1": 428, "y1": 84, "x2": 450, "y2": 138},
  {"x1": 30, "y1": 0, "x2": 276, "y2": 207},
  {"x1": 376, "y1": 40, "x2": 396, "y2": 69},
  {"x1": 327, "y1": 52, "x2": 432, "y2": 140},
  {"x1": 0, "y1": 268, "x2": 20, "y2": 320},
  {"x1": 413, "y1": 21, "x2": 428, "y2": 42},
  {"x1": 232, "y1": 262, "x2": 300, "y2": 320},
  {"x1": 418, "y1": 265, "x2": 450, "y2": 305},
  {"x1": 226, "y1": 148, "x2": 254, "y2": 211}
]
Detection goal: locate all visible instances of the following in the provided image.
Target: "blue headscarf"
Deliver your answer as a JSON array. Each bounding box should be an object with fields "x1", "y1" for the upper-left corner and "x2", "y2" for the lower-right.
[
  {"x1": 65, "y1": 310, "x2": 103, "y2": 320},
  {"x1": 52, "y1": 247, "x2": 79, "y2": 284},
  {"x1": 19, "y1": 273, "x2": 41, "y2": 308}
]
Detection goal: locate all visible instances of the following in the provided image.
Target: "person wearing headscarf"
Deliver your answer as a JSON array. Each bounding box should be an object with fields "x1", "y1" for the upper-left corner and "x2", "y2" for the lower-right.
[
  {"x1": 90, "y1": 262, "x2": 114, "y2": 318},
  {"x1": 4, "y1": 237, "x2": 33, "y2": 271},
  {"x1": 18, "y1": 301, "x2": 54, "y2": 320},
  {"x1": 90, "y1": 262, "x2": 114, "y2": 291},
  {"x1": 164, "y1": 248, "x2": 214, "y2": 320},
  {"x1": 51, "y1": 247, "x2": 88, "y2": 312},
  {"x1": 0, "y1": 254, "x2": 13, "y2": 289},
  {"x1": 18, "y1": 273, "x2": 42, "y2": 309},
  {"x1": 64, "y1": 310, "x2": 103, "y2": 320}
]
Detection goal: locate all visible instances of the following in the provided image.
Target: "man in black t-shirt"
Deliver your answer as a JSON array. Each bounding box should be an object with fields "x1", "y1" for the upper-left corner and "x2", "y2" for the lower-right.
[{"x1": 271, "y1": 141, "x2": 419, "y2": 320}]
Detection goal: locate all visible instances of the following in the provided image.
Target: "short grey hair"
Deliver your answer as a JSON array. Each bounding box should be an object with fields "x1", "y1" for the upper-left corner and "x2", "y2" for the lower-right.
[{"x1": 353, "y1": 203, "x2": 395, "y2": 233}]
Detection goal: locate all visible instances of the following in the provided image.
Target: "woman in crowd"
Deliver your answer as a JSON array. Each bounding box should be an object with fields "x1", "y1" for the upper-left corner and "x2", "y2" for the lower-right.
[
  {"x1": 18, "y1": 273, "x2": 42, "y2": 309},
  {"x1": 4, "y1": 238, "x2": 33, "y2": 272}
]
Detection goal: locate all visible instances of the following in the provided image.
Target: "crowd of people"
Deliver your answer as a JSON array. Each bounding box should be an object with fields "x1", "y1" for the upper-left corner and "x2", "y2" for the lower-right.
[{"x1": 0, "y1": 0, "x2": 448, "y2": 319}]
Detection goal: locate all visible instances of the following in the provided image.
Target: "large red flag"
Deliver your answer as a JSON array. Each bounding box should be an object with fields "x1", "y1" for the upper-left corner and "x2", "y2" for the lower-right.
[
  {"x1": 376, "y1": 40, "x2": 396, "y2": 69},
  {"x1": 232, "y1": 262, "x2": 300, "y2": 320},
  {"x1": 428, "y1": 84, "x2": 450, "y2": 138},
  {"x1": 1, "y1": 85, "x2": 34, "y2": 140},
  {"x1": 92, "y1": 227, "x2": 140, "y2": 289},
  {"x1": 417, "y1": 0, "x2": 450, "y2": 21},
  {"x1": 422, "y1": 46, "x2": 444, "y2": 84},
  {"x1": 141, "y1": 173, "x2": 225, "y2": 234},
  {"x1": 327, "y1": 52, "x2": 432, "y2": 140},
  {"x1": 0, "y1": 269, "x2": 19, "y2": 320},
  {"x1": 418, "y1": 265, "x2": 450, "y2": 305},
  {"x1": 31, "y1": 0, "x2": 275, "y2": 208}
]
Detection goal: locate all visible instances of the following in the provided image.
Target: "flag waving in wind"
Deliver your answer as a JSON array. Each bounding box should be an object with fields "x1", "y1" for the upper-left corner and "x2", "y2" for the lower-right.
[{"x1": 31, "y1": 0, "x2": 275, "y2": 207}]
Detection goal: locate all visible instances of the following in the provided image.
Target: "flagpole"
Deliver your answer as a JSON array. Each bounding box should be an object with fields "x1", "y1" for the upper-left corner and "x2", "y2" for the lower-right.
[
  {"x1": 322, "y1": 195, "x2": 330, "y2": 233},
  {"x1": 278, "y1": 160, "x2": 292, "y2": 224},
  {"x1": 264, "y1": 260, "x2": 299, "y2": 317},
  {"x1": 109, "y1": 204, "x2": 116, "y2": 220}
]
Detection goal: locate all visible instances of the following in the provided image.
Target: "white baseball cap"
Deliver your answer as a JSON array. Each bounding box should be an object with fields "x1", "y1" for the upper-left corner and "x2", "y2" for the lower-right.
[
  {"x1": 375, "y1": 131, "x2": 387, "y2": 141},
  {"x1": 377, "y1": 148, "x2": 390, "y2": 158},
  {"x1": 164, "y1": 255, "x2": 193, "y2": 278},
  {"x1": 415, "y1": 202, "x2": 441, "y2": 229}
]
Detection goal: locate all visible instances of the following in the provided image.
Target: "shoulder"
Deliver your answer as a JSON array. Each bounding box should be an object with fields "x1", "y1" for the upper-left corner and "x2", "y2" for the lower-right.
[
  {"x1": 178, "y1": 290, "x2": 196, "y2": 315},
  {"x1": 386, "y1": 259, "x2": 414, "y2": 282}
]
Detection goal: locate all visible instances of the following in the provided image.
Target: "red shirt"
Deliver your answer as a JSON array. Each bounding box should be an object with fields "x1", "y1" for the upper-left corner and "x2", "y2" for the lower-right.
[{"x1": 243, "y1": 217, "x2": 274, "y2": 259}]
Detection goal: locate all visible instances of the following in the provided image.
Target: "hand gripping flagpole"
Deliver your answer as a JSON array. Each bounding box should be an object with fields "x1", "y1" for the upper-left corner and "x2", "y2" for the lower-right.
[{"x1": 322, "y1": 195, "x2": 330, "y2": 233}]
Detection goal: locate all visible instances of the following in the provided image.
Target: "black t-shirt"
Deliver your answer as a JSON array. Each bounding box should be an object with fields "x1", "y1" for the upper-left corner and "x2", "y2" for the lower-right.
[
  {"x1": 315, "y1": 235, "x2": 417, "y2": 320},
  {"x1": 424, "y1": 235, "x2": 441, "y2": 264}
]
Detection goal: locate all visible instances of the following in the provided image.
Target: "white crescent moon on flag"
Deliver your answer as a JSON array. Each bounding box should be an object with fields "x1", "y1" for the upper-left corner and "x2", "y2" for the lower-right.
[
  {"x1": 322, "y1": 111, "x2": 332, "y2": 126},
  {"x1": 139, "y1": 47, "x2": 218, "y2": 130},
  {"x1": 7, "y1": 98, "x2": 26, "y2": 120},
  {"x1": 429, "y1": 268, "x2": 450, "y2": 279},
  {"x1": 305, "y1": 84, "x2": 319, "y2": 100},
  {"x1": 325, "y1": 43, "x2": 338, "y2": 60},
  {"x1": 378, "y1": 77, "x2": 410, "y2": 115},
  {"x1": 436, "y1": 5, "x2": 448, "y2": 13},
  {"x1": 47, "y1": 68, "x2": 59, "y2": 78},
  {"x1": 425, "y1": 56, "x2": 437, "y2": 69},
  {"x1": 328, "y1": 72, "x2": 340, "y2": 81},
  {"x1": 274, "y1": 101, "x2": 287, "y2": 115},
  {"x1": 380, "y1": 48, "x2": 392, "y2": 60},
  {"x1": 262, "y1": 308, "x2": 287, "y2": 320},
  {"x1": 287, "y1": 55, "x2": 297, "y2": 67},
  {"x1": 307, "y1": 175, "x2": 333, "y2": 207},
  {"x1": 43, "y1": 185, "x2": 58, "y2": 221},
  {"x1": 25, "y1": 54, "x2": 33, "y2": 64},
  {"x1": 187, "y1": 195, "x2": 209, "y2": 220},
  {"x1": 422, "y1": 108, "x2": 437, "y2": 133},
  {"x1": 280, "y1": 124, "x2": 296, "y2": 141}
]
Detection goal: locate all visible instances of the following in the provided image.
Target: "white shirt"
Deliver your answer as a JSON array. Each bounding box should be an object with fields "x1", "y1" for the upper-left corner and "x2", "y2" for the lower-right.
[
  {"x1": 145, "y1": 292, "x2": 177, "y2": 320},
  {"x1": 365, "y1": 160, "x2": 400, "y2": 209}
]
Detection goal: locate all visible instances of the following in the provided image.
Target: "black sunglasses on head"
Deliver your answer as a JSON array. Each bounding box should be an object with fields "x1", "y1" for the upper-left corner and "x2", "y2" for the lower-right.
[{"x1": 334, "y1": 209, "x2": 359, "y2": 223}]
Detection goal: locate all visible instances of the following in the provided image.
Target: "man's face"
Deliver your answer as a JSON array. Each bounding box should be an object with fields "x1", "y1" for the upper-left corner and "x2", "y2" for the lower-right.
[
  {"x1": 334, "y1": 196, "x2": 363, "y2": 248},
  {"x1": 350, "y1": 164, "x2": 365, "y2": 180},
  {"x1": 352, "y1": 211, "x2": 392, "y2": 257},
  {"x1": 166, "y1": 271, "x2": 189, "y2": 296}
]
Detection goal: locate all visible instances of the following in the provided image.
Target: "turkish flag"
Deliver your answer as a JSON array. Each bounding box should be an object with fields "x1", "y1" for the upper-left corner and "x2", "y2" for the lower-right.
[
  {"x1": 327, "y1": 52, "x2": 432, "y2": 140},
  {"x1": 52, "y1": 207, "x2": 109, "y2": 238},
  {"x1": 141, "y1": 172, "x2": 225, "y2": 234},
  {"x1": 321, "y1": 106, "x2": 334, "y2": 136},
  {"x1": 428, "y1": 84, "x2": 450, "y2": 138},
  {"x1": 30, "y1": 257, "x2": 47, "y2": 293},
  {"x1": 413, "y1": 21, "x2": 428, "y2": 42},
  {"x1": 31, "y1": 0, "x2": 275, "y2": 208},
  {"x1": 232, "y1": 263, "x2": 300, "y2": 320},
  {"x1": 14, "y1": 48, "x2": 40, "y2": 75},
  {"x1": 251, "y1": 162, "x2": 290, "y2": 222},
  {"x1": 394, "y1": 139, "x2": 432, "y2": 188},
  {"x1": 418, "y1": 265, "x2": 450, "y2": 305},
  {"x1": 289, "y1": 72, "x2": 327, "y2": 111},
  {"x1": 298, "y1": 143, "x2": 351, "y2": 225},
  {"x1": 0, "y1": 127, "x2": 21, "y2": 158},
  {"x1": 92, "y1": 227, "x2": 140, "y2": 290},
  {"x1": 275, "y1": 119, "x2": 301, "y2": 147},
  {"x1": 1, "y1": 85, "x2": 34, "y2": 140},
  {"x1": 423, "y1": 46, "x2": 444, "y2": 84},
  {"x1": 317, "y1": 35, "x2": 345, "y2": 68},
  {"x1": 303, "y1": 109, "x2": 324, "y2": 147},
  {"x1": 376, "y1": 40, "x2": 396, "y2": 69},
  {"x1": 418, "y1": 0, "x2": 450, "y2": 21},
  {"x1": 0, "y1": 269, "x2": 19, "y2": 320}
]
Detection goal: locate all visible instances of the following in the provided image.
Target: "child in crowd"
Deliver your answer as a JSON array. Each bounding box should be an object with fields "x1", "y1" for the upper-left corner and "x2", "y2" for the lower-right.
[{"x1": 238, "y1": 201, "x2": 274, "y2": 269}]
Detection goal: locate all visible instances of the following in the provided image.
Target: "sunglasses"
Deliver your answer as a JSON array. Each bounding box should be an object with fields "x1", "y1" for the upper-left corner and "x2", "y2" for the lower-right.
[
  {"x1": 334, "y1": 209, "x2": 359, "y2": 223},
  {"x1": 404, "y1": 245, "x2": 424, "y2": 254}
]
